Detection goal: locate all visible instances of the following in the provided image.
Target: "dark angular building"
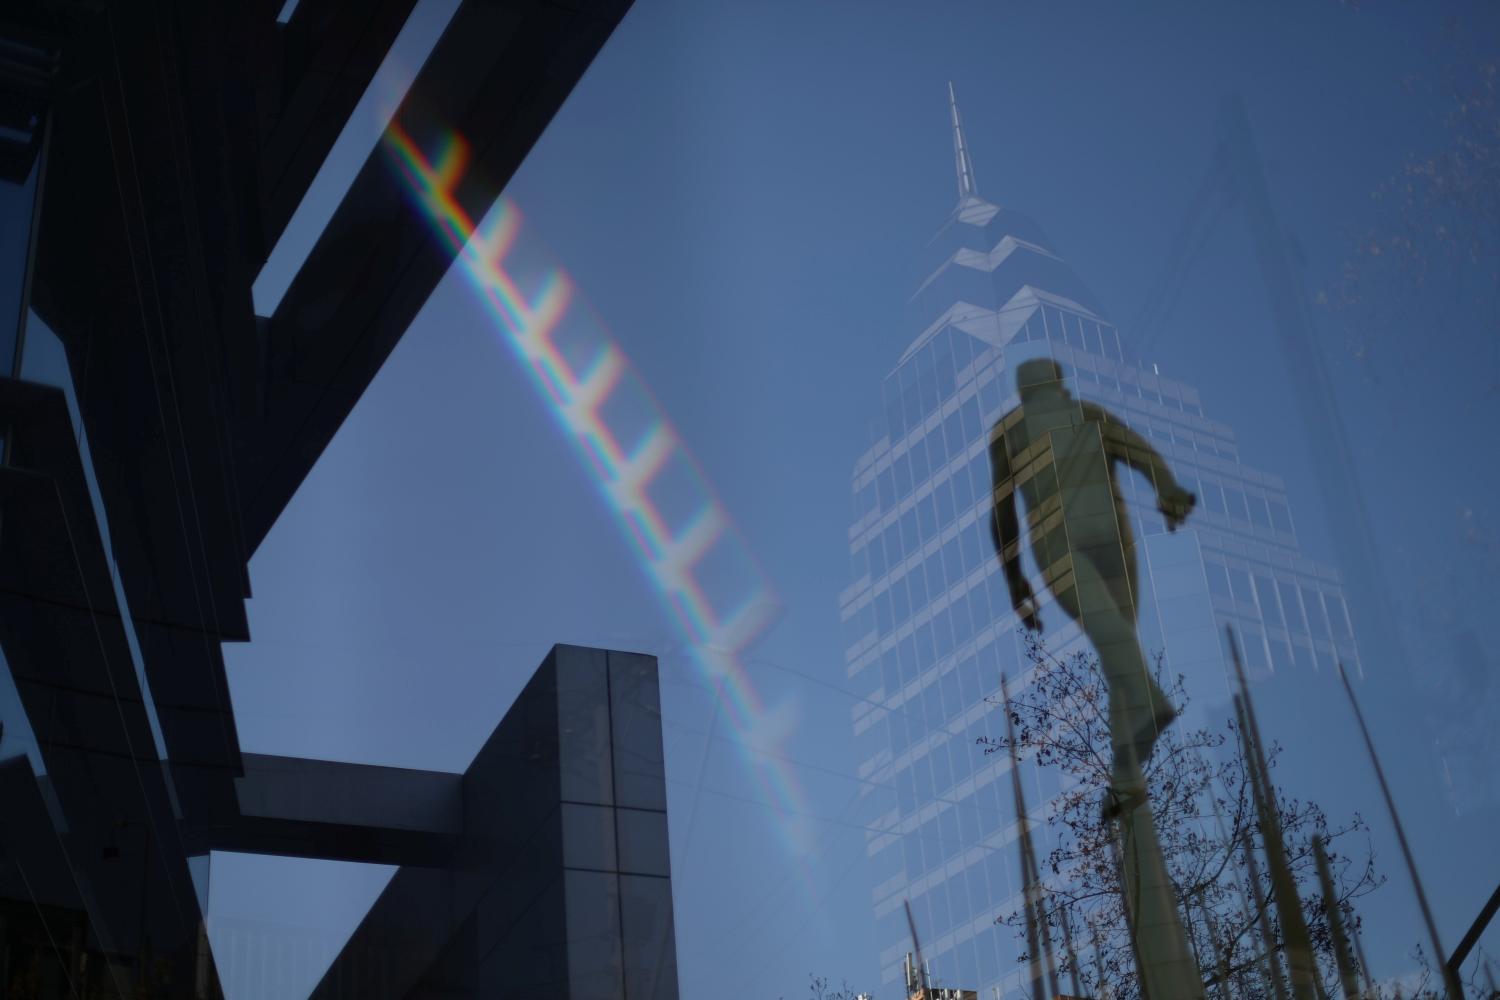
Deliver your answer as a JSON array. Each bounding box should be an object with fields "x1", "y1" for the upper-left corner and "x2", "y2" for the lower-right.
[
  {"x1": 308, "y1": 646, "x2": 678, "y2": 1000},
  {"x1": 0, "y1": 2, "x2": 678, "y2": 998}
]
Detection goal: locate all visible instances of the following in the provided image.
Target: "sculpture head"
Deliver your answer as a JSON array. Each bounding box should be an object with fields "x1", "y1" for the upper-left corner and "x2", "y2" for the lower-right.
[{"x1": 1016, "y1": 358, "x2": 1068, "y2": 403}]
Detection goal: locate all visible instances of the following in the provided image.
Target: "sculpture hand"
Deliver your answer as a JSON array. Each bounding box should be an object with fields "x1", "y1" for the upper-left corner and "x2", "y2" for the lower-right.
[
  {"x1": 1159, "y1": 486, "x2": 1196, "y2": 531},
  {"x1": 1013, "y1": 589, "x2": 1043, "y2": 633}
]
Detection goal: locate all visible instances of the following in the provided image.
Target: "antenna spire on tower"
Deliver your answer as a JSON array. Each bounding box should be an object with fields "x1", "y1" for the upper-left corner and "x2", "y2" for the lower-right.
[{"x1": 948, "y1": 81, "x2": 978, "y2": 200}]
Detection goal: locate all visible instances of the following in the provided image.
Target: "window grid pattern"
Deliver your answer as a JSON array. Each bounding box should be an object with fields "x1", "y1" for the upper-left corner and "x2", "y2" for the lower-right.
[{"x1": 843, "y1": 217, "x2": 1361, "y2": 997}]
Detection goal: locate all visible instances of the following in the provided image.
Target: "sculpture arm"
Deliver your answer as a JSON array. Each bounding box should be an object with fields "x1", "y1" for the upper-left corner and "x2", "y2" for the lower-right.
[
  {"x1": 988, "y1": 426, "x2": 1041, "y2": 630},
  {"x1": 1089, "y1": 404, "x2": 1196, "y2": 529}
]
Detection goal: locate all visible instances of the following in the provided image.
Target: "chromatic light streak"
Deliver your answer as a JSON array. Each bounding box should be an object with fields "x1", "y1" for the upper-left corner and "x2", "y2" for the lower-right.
[{"x1": 383, "y1": 124, "x2": 816, "y2": 854}]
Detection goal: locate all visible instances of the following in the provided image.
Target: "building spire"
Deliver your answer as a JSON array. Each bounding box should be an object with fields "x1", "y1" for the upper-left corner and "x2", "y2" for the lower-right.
[{"x1": 948, "y1": 81, "x2": 978, "y2": 200}]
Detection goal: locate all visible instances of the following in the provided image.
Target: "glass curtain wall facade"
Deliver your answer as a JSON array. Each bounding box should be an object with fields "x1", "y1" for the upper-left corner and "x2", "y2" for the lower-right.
[{"x1": 839, "y1": 146, "x2": 1361, "y2": 998}]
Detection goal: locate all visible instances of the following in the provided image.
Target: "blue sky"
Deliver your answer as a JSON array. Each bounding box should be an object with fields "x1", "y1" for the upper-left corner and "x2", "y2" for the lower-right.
[{"x1": 211, "y1": 1, "x2": 1500, "y2": 997}]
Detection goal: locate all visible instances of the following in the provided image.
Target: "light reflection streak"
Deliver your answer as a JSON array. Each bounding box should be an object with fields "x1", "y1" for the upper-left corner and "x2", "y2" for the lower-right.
[{"x1": 382, "y1": 124, "x2": 816, "y2": 855}]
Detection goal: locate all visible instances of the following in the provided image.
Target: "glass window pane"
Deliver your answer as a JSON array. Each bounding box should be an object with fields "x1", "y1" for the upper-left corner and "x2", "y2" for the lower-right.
[
  {"x1": 620, "y1": 874, "x2": 678, "y2": 1000},
  {"x1": 564, "y1": 870, "x2": 624, "y2": 1000},
  {"x1": 1254, "y1": 575, "x2": 1281, "y2": 625},
  {"x1": 562, "y1": 802, "x2": 617, "y2": 871},
  {"x1": 557, "y1": 646, "x2": 613, "y2": 806},
  {"x1": 608, "y1": 652, "x2": 667, "y2": 810},
  {"x1": 616, "y1": 808, "x2": 671, "y2": 877}
]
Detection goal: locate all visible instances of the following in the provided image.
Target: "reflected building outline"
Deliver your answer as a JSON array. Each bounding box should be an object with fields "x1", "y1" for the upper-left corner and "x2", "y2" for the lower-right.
[{"x1": 838, "y1": 86, "x2": 1362, "y2": 997}]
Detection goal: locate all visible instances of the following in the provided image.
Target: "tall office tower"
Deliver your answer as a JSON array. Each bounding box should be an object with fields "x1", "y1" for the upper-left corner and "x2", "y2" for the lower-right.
[{"x1": 838, "y1": 88, "x2": 1361, "y2": 998}]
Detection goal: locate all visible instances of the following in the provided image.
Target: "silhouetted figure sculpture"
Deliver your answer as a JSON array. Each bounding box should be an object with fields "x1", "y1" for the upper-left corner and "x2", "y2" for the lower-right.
[
  {"x1": 989, "y1": 357, "x2": 1202, "y2": 997},
  {"x1": 989, "y1": 357, "x2": 1195, "y2": 780}
]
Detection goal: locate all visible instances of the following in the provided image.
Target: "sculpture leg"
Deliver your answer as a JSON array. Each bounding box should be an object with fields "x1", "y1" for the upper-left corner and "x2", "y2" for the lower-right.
[
  {"x1": 1071, "y1": 553, "x2": 1202, "y2": 999},
  {"x1": 1110, "y1": 773, "x2": 1204, "y2": 1000},
  {"x1": 1070, "y1": 547, "x2": 1177, "y2": 769}
]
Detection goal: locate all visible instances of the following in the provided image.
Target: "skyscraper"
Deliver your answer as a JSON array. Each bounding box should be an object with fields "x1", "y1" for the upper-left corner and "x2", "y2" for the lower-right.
[{"x1": 838, "y1": 87, "x2": 1361, "y2": 997}]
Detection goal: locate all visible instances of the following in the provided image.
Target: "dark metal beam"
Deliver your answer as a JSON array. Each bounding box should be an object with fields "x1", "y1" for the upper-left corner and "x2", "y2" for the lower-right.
[
  {"x1": 257, "y1": 0, "x2": 420, "y2": 251},
  {"x1": 1447, "y1": 879, "x2": 1500, "y2": 979},
  {"x1": 242, "y1": 0, "x2": 632, "y2": 555},
  {"x1": 235, "y1": 752, "x2": 462, "y2": 835},
  {"x1": 174, "y1": 754, "x2": 464, "y2": 866}
]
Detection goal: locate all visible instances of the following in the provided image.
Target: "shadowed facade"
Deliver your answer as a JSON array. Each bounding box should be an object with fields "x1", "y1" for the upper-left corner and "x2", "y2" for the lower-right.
[
  {"x1": 308, "y1": 645, "x2": 679, "y2": 1000},
  {"x1": 0, "y1": 1, "x2": 633, "y2": 996}
]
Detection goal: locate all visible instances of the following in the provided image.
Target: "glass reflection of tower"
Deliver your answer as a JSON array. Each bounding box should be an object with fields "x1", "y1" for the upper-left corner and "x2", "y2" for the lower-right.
[{"x1": 839, "y1": 87, "x2": 1361, "y2": 998}]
